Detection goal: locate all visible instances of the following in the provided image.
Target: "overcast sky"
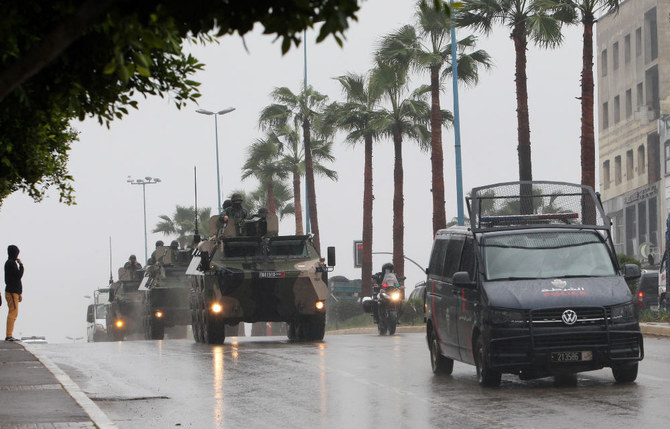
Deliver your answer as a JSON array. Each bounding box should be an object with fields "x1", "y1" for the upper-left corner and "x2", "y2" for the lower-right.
[{"x1": 0, "y1": 0, "x2": 586, "y2": 343}]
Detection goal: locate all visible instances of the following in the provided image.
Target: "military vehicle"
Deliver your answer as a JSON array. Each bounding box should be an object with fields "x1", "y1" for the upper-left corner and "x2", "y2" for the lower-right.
[
  {"x1": 106, "y1": 267, "x2": 143, "y2": 341},
  {"x1": 139, "y1": 244, "x2": 192, "y2": 340},
  {"x1": 187, "y1": 210, "x2": 335, "y2": 344}
]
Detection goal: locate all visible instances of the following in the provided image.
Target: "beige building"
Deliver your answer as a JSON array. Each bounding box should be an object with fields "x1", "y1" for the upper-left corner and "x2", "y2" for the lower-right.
[{"x1": 598, "y1": 0, "x2": 670, "y2": 262}]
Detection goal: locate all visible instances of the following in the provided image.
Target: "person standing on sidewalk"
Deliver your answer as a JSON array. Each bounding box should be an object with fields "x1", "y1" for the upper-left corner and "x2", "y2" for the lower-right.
[{"x1": 4, "y1": 244, "x2": 23, "y2": 342}]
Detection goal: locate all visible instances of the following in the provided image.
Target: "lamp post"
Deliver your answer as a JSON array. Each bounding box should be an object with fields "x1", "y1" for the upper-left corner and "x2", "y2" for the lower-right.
[
  {"x1": 127, "y1": 176, "x2": 161, "y2": 265},
  {"x1": 196, "y1": 107, "x2": 236, "y2": 212}
]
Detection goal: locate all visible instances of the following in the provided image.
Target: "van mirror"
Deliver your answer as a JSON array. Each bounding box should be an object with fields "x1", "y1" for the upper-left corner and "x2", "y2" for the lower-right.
[
  {"x1": 425, "y1": 267, "x2": 430, "y2": 275},
  {"x1": 327, "y1": 246, "x2": 336, "y2": 267},
  {"x1": 453, "y1": 271, "x2": 476, "y2": 288},
  {"x1": 623, "y1": 264, "x2": 641, "y2": 281},
  {"x1": 86, "y1": 305, "x2": 94, "y2": 323}
]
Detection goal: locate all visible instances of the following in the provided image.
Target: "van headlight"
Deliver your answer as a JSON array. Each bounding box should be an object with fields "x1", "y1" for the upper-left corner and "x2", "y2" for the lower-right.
[
  {"x1": 489, "y1": 308, "x2": 527, "y2": 327},
  {"x1": 609, "y1": 303, "x2": 635, "y2": 323}
]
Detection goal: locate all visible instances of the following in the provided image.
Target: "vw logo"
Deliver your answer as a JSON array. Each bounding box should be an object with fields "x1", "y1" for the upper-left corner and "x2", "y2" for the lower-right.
[{"x1": 562, "y1": 309, "x2": 578, "y2": 325}]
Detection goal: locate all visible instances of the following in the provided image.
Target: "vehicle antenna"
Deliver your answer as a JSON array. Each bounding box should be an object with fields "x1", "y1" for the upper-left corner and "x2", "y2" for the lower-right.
[
  {"x1": 108, "y1": 236, "x2": 113, "y2": 284},
  {"x1": 193, "y1": 166, "x2": 201, "y2": 246}
]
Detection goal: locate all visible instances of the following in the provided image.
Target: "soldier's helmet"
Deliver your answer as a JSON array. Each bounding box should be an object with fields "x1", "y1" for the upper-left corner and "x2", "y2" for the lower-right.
[
  {"x1": 170, "y1": 240, "x2": 179, "y2": 248},
  {"x1": 231, "y1": 193, "x2": 243, "y2": 203},
  {"x1": 155, "y1": 240, "x2": 164, "y2": 247},
  {"x1": 129, "y1": 254, "x2": 137, "y2": 261}
]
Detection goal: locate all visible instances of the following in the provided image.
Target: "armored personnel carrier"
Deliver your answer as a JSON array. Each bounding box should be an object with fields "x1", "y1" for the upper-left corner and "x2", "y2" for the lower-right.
[
  {"x1": 139, "y1": 244, "x2": 192, "y2": 340},
  {"x1": 187, "y1": 211, "x2": 335, "y2": 344},
  {"x1": 106, "y1": 267, "x2": 143, "y2": 341}
]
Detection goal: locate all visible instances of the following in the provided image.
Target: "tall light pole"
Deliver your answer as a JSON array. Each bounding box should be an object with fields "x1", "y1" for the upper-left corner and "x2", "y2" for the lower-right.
[
  {"x1": 127, "y1": 176, "x2": 161, "y2": 265},
  {"x1": 450, "y1": 0, "x2": 465, "y2": 226},
  {"x1": 196, "y1": 107, "x2": 236, "y2": 212}
]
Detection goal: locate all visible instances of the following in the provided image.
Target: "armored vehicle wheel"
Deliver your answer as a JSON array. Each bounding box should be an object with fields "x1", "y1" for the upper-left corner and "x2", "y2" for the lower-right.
[
  {"x1": 196, "y1": 310, "x2": 206, "y2": 343},
  {"x1": 287, "y1": 322, "x2": 297, "y2": 341},
  {"x1": 475, "y1": 336, "x2": 501, "y2": 387},
  {"x1": 612, "y1": 363, "x2": 638, "y2": 383},
  {"x1": 429, "y1": 329, "x2": 454, "y2": 375},
  {"x1": 147, "y1": 318, "x2": 165, "y2": 340},
  {"x1": 304, "y1": 315, "x2": 325, "y2": 341},
  {"x1": 202, "y1": 311, "x2": 225, "y2": 344}
]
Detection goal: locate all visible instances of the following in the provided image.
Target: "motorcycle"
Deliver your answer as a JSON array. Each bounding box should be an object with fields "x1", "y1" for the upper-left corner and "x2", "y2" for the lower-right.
[{"x1": 372, "y1": 272, "x2": 403, "y2": 335}]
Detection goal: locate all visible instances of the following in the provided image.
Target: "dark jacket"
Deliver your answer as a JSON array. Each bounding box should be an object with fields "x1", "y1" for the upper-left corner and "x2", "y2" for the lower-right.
[{"x1": 5, "y1": 245, "x2": 23, "y2": 294}]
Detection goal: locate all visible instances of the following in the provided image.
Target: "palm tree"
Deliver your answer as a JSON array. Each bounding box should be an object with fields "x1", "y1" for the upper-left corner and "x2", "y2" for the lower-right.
[
  {"x1": 329, "y1": 72, "x2": 384, "y2": 297},
  {"x1": 370, "y1": 58, "x2": 432, "y2": 283},
  {"x1": 378, "y1": 1, "x2": 492, "y2": 234},
  {"x1": 241, "y1": 134, "x2": 288, "y2": 216},
  {"x1": 259, "y1": 85, "x2": 330, "y2": 254},
  {"x1": 248, "y1": 182, "x2": 295, "y2": 220},
  {"x1": 540, "y1": 0, "x2": 619, "y2": 191},
  {"x1": 457, "y1": 0, "x2": 564, "y2": 184},
  {"x1": 153, "y1": 205, "x2": 213, "y2": 248}
]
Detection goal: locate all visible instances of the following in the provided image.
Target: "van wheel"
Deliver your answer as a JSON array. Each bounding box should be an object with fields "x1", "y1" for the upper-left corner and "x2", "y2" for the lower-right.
[
  {"x1": 612, "y1": 363, "x2": 638, "y2": 383},
  {"x1": 429, "y1": 330, "x2": 453, "y2": 375},
  {"x1": 475, "y1": 336, "x2": 501, "y2": 387}
]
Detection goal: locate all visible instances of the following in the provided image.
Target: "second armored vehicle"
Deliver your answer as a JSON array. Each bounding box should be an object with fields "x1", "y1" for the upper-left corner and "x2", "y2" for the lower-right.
[{"x1": 106, "y1": 267, "x2": 143, "y2": 341}]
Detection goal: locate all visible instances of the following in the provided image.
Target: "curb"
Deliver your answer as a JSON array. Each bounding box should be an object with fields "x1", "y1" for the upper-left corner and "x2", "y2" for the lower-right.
[{"x1": 24, "y1": 344, "x2": 119, "y2": 429}]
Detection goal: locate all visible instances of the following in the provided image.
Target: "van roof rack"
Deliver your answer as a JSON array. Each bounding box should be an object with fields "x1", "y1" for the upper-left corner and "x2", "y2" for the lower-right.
[{"x1": 466, "y1": 181, "x2": 609, "y2": 233}]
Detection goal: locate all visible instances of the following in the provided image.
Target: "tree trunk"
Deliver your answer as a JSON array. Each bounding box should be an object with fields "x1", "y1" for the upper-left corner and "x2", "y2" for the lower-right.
[
  {"x1": 303, "y1": 118, "x2": 321, "y2": 255},
  {"x1": 267, "y1": 182, "x2": 276, "y2": 215},
  {"x1": 430, "y1": 66, "x2": 447, "y2": 234},
  {"x1": 292, "y1": 170, "x2": 304, "y2": 235},
  {"x1": 581, "y1": 15, "x2": 595, "y2": 191},
  {"x1": 512, "y1": 23, "x2": 532, "y2": 184},
  {"x1": 392, "y1": 132, "x2": 405, "y2": 284},
  {"x1": 361, "y1": 135, "x2": 374, "y2": 297}
]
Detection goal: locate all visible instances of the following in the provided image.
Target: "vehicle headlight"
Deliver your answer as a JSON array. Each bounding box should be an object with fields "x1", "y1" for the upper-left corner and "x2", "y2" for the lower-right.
[
  {"x1": 609, "y1": 303, "x2": 635, "y2": 323},
  {"x1": 115, "y1": 320, "x2": 124, "y2": 328},
  {"x1": 390, "y1": 291, "x2": 401, "y2": 302},
  {"x1": 211, "y1": 303, "x2": 223, "y2": 313},
  {"x1": 489, "y1": 308, "x2": 527, "y2": 327},
  {"x1": 154, "y1": 311, "x2": 163, "y2": 318}
]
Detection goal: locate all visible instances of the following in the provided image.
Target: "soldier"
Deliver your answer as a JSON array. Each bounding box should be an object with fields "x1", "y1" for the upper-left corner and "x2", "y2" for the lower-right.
[
  {"x1": 123, "y1": 255, "x2": 142, "y2": 279},
  {"x1": 148, "y1": 240, "x2": 164, "y2": 265},
  {"x1": 221, "y1": 193, "x2": 249, "y2": 236}
]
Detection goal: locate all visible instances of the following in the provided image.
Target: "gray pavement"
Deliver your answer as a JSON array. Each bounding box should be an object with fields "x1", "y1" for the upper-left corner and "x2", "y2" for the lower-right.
[{"x1": 1, "y1": 322, "x2": 668, "y2": 429}]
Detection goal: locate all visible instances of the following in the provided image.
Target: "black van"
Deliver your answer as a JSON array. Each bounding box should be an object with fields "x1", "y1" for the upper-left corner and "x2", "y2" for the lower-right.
[{"x1": 425, "y1": 181, "x2": 643, "y2": 386}]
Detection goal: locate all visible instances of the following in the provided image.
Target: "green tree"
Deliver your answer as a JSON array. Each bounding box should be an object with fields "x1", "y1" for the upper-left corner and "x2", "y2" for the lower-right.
[
  {"x1": 259, "y1": 85, "x2": 330, "y2": 254},
  {"x1": 241, "y1": 134, "x2": 288, "y2": 215},
  {"x1": 330, "y1": 72, "x2": 384, "y2": 297},
  {"x1": 0, "y1": 1, "x2": 362, "y2": 206},
  {"x1": 249, "y1": 182, "x2": 296, "y2": 221},
  {"x1": 153, "y1": 205, "x2": 212, "y2": 248},
  {"x1": 456, "y1": 0, "x2": 564, "y2": 183},
  {"x1": 370, "y1": 58, "x2": 432, "y2": 283},
  {"x1": 540, "y1": 0, "x2": 620, "y2": 191},
  {"x1": 378, "y1": 1, "x2": 492, "y2": 235}
]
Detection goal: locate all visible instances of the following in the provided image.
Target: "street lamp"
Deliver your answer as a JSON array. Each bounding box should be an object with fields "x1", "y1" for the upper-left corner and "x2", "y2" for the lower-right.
[
  {"x1": 196, "y1": 107, "x2": 236, "y2": 212},
  {"x1": 65, "y1": 336, "x2": 84, "y2": 343},
  {"x1": 127, "y1": 176, "x2": 161, "y2": 265}
]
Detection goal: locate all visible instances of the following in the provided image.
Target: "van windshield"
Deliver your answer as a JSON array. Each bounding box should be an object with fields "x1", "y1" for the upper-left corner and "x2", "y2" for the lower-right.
[{"x1": 482, "y1": 231, "x2": 616, "y2": 281}]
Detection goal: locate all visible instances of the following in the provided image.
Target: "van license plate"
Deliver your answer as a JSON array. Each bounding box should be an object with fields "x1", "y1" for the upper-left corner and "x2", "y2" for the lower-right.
[{"x1": 551, "y1": 351, "x2": 593, "y2": 362}]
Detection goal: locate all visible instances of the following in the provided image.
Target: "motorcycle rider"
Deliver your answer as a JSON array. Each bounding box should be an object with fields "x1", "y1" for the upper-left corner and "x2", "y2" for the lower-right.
[{"x1": 371, "y1": 262, "x2": 395, "y2": 322}]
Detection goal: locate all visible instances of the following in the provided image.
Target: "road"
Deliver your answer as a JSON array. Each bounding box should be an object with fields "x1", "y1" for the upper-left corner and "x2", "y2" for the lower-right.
[{"x1": 30, "y1": 333, "x2": 670, "y2": 429}]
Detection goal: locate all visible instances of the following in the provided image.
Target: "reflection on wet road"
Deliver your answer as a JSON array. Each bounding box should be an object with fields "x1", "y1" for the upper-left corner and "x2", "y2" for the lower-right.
[{"x1": 33, "y1": 334, "x2": 670, "y2": 428}]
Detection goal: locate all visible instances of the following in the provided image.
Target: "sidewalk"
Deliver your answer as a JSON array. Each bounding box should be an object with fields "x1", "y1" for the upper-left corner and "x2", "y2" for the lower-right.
[{"x1": 0, "y1": 341, "x2": 116, "y2": 429}]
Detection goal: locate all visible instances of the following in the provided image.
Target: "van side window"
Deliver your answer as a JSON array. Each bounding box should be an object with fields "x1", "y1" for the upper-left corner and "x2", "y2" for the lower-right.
[
  {"x1": 428, "y1": 237, "x2": 448, "y2": 276},
  {"x1": 442, "y1": 234, "x2": 465, "y2": 278},
  {"x1": 459, "y1": 237, "x2": 476, "y2": 278}
]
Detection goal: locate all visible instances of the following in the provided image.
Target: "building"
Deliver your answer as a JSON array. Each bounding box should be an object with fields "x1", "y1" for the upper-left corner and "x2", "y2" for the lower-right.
[{"x1": 597, "y1": 0, "x2": 670, "y2": 263}]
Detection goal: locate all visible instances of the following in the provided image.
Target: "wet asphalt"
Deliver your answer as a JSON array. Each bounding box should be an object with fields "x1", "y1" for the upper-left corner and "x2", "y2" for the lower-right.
[{"x1": 24, "y1": 332, "x2": 670, "y2": 429}]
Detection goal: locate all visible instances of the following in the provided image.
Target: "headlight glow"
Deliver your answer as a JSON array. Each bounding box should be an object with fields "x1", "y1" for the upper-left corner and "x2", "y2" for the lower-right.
[
  {"x1": 155, "y1": 311, "x2": 163, "y2": 318},
  {"x1": 315, "y1": 300, "x2": 325, "y2": 310},
  {"x1": 390, "y1": 291, "x2": 401, "y2": 301},
  {"x1": 211, "y1": 303, "x2": 223, "y2": 313},
  {"x1": 115, "y1": 320, "x2": 124, "y2": 328}
]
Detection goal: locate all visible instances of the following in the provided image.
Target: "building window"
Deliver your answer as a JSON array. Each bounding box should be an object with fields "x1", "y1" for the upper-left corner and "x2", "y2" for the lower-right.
[
  {"x1": 625, "y1": 205, "x2": 636, "y2": 256},
  {"x1": 626, "y1": 150, "x2": 633, "y2": 180},
  {"x1": 603, "y1": 102, "x2": 609, "y2": 129},
  {"x1": 644, "y1": 8, "x2": 658, "y2": 63},
  {"x1": 636, "y1": 27, "x2": 642, "y2": 57},
  {"x1": 637, "y1": 82, "x2": 644, "y2": 107},
  {"x1": 637, "y1": 145, "x2": 645, "y2": 175},
  {"x1": 624, "y1": 34, "x2": 631, "y2": 64},
  {"x1": 613, "y1": 41, "x2": 619, "y2": 70},
  {"x1": 614, "y1": 95, "x2": 620, "y2": 124},
  {"x1": 625, "y1": 89, "x2": 632, "y2": 119},
  {"x1": 601, "y1": 49, "x2": 608, "y2": 76},
  {"x1": 665, "y1": 142, "x2": 670, "y2": 175},
  {"x1": 613, "y1": 211, "x2": 624, "y2": 254},
  {"x1": 615, "y1": 155, "x2": 622, "y2": 185},
  {"x1": 603, "y1": 160, "x2": 610, "y2": 190},
  {"x1": 649, "y1": 197, "x2": 658, "y2": 247}
]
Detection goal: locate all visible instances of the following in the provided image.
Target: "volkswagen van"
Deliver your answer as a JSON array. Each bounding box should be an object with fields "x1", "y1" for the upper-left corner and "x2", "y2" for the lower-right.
[{"x1": 425, "y1": 181, "x2": 643, "y2": 386}]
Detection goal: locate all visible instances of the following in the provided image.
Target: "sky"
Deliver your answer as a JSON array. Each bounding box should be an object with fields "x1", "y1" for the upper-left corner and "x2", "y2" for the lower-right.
[{"x1": 0, "y1": 0, "x2": 587, "y2": 343}]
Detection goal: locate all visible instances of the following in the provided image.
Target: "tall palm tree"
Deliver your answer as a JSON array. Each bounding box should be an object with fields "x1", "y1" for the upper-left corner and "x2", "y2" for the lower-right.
[
  {"x1": 329, "y1": 72, "x2": 383, "y2": 297},
  {"x1": 241, "y1": 134, "x2": 288, "y2": 215},
  {"x1": 378, "y1": 2, "x2": 492, "y2": 234},
  {"x1": 153, "y1": 205, "x2": 213, "y2": 248},
  {"x1": 248, "y1": 182, "x2": 295, "y2": 220},
  {"x1": 457, "y1": 0, "x2": 564, "y2": 184},
  {"x1": 541, "y1": 0, "x2": 619, "y2": 191},
  {"x1": 370, "y1": 58, "x2": 432, "y2": 283},
  {"x1": 259, "y1": 85, "x2": 330, "y2": 254}
]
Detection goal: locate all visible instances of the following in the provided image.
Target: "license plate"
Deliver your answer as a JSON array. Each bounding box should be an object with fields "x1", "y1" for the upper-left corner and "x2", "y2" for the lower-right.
[
  {"x1": 259, "y1": 271, "x2": 284, "y2": 278},
  {"x1": 551, "y1": 351, "x2": 593, "y2": 362}
]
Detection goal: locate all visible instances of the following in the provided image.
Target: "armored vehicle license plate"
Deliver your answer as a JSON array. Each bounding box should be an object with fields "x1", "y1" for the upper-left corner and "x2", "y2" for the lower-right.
[
  {"x1": 551, "y1": 351, "x2": 593, "y2": 362},
  {"x1": 259, "y1": 271, "x2": 285, "y2": 278}
]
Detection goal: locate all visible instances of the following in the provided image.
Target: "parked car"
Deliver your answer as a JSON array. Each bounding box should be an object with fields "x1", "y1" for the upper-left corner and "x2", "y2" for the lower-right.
[
  {"x1": 407, "y1": 282, "x2": 427, "y2": 316},
  {"x1": 635, "y1": 271, "x2": 659, "y2": 313}
]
